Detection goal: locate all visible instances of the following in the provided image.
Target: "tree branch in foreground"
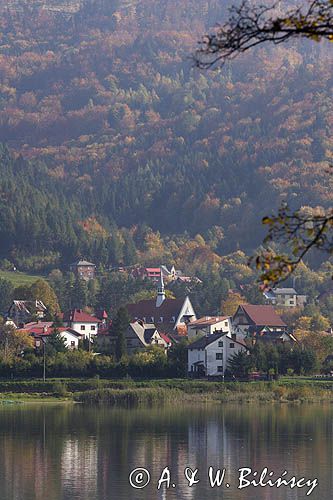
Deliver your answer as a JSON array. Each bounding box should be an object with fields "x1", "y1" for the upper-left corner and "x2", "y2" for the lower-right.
[
  {"x1": 195, "y1": 0, "x2": 333, "y2": 68},
  {"x1": 252, "y1": 203, "x2": 333, "y2": 286}
]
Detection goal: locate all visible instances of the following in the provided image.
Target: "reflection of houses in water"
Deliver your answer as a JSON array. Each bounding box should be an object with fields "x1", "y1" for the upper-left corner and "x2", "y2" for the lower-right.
[
  {"x1": 61, "y1": 438, "x2": 98, "y2": 497},
  {"x1": 188, "y1": 417, "x2": 233, "y2": 468}
]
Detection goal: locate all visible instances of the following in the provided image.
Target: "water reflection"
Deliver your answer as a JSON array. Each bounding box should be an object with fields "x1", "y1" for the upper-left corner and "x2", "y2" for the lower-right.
[{"x1": 0, "y1": 403, "x2": 331, "y2": 500}]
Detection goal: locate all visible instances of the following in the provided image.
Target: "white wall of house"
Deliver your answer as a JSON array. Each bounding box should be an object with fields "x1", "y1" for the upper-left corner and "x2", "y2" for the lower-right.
[
  {"x1": 188, "y1": 347, "x2": 206, "y2": 373},
  {"x1": 188, "y1": 335, "x2": 247, "y2": 376},
  {"x1": 275, "y1": 293, "x2": 297, "y2": 307},
  {"x1": 60, "y1": 331, "x2": 81, "y2": 349},
  {"x1": 68, "y1": 321, "x2": 98, "y2": 339}
]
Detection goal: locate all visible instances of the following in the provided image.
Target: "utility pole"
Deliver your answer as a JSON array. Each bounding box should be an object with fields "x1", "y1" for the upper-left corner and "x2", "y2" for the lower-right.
[{"x1": 42, "y1": 337, "x2": 46, "y2": 382}]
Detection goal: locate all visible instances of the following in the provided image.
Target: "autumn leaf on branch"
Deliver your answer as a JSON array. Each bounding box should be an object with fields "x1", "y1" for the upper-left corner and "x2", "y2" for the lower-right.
[{"x1": 251, "y1": 203, "x2": 333, "y2": 286}]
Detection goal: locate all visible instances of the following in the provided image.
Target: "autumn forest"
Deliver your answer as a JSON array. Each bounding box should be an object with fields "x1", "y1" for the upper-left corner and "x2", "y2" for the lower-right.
[{"x1": 0, "y1": 0, "x2": 332, "y2": 275}]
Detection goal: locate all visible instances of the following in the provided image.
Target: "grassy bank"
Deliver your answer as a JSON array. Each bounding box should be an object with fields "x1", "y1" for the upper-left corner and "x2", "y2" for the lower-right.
[
  {"x1": 0, "y1": 270, "x2": 44, "y2": 286},
  {"x1": 74, "y1": 379, "x2": 333, "y2": 406},
  {"x1": 1, "y1": 377, "x2": 333, "y2": 406}
]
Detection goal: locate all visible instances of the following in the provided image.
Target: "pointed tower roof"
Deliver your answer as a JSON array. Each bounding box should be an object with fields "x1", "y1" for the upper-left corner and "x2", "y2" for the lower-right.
[{"x1": 156, "y1": 268, "x2": 166, "y2": 308}]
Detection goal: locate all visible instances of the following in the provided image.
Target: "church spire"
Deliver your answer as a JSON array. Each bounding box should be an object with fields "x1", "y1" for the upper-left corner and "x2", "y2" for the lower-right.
[{"x1": 156, "y1": 268, "x2": 165, "y2": 308}]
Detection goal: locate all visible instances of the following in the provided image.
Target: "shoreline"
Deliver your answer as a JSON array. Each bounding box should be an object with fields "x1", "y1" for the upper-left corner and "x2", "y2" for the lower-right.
[{"x1": 1, "y1": 377, "x2": 333, "y2": 405}]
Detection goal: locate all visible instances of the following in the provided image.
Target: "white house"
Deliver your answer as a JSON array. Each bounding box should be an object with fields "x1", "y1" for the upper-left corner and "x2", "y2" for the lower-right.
[
  {"x1": 17, "y1": 324, "x2": 83, "y2": 350},
  {"x1": 187, "y1": 316, "x2": 231, "y2": 341},
  {"x1": 187, "y1": 333, "x2": 247, "y2": 377},
  {"x1": 264, "y1": 288, "x2": 307, "y2": 308},
  {"x1": 63, "y1": 309, "x2": 101, "y2": 340}
]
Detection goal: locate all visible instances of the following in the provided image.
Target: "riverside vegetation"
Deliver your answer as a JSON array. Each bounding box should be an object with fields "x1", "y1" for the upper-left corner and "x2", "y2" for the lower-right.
[{"x1": 2, "y1": 377, "x2": 333, "y2": 406}]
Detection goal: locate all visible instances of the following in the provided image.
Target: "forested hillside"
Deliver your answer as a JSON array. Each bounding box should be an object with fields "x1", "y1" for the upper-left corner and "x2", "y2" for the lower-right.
[{"x1": 0, "y1": 0, "x2": 331, "y2": 271}]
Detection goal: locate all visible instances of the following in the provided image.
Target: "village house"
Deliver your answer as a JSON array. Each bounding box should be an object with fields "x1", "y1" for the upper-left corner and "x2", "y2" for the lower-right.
[
  {"x1": 187, "y1": 316, "x2": 231, "y2": 341},
  {"x1": 62, "y1": 309, "x2": 101, "y2": 340},
  {"x1": 264, "y1": 287, "x2": 307, "y2": 308},
  {"x1": 7, "y1": 300, "x2": 47, "y2": 326},
  {"x1": 232, "y1": 304, "x2": 290, "y2": 343},
  {"x1": 16, "y1": 322, "x2": 83, "y2": 350},
  {"x1": 131, "y1": 267, "x2": 162, "y2": 282},
  {"x1": 126, "y1": 275, "x2": 196, "y2": 336},
  {"x1": 35, "y1": 328, "x2": 83, "y2": 350},
  {"x1": 96, "y1": 320, "x2": 171, "y2": 354},
  {"x1": 187, "y1": 332, "x2": 247, "y2": 377},
  {"x1": 127, "y1": 297, "x2": 196, "y2": 336},
  {"x1": 70, "y1": 260, "x2": 96, "y2": 280},
  {"x1": 131, "y1": 265, "x2": 200, "y2": 285}
]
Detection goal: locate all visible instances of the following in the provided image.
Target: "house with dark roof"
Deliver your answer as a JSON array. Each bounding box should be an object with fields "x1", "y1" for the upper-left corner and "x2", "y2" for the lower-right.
[
  {"x1": 7, "y1": 300, "x2": 47, "y2": 326},
  {"x1": 63, "y1": 309, "x2": 101, "y2": 340},
  {"x1": 187, "y1": 332, "x2": 247, "y2": 377},
  {"x1": 96, "y1": 320, "x2": 171, "y2": 354},
  {"x1": 188, "y1": 316, "x2": 231, "y2": 341},
  {"x1": 126, "y1": 296, "x2": 196, "y2": 335},
  {"x1": 70, "y1": 260, "x2": 96, "y2": 280},
  {"x1": 233, "y1": 304, "x2": 289, "y2": 342}
]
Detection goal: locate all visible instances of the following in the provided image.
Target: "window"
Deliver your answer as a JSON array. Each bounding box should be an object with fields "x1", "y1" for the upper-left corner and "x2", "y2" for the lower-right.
[
  {"x1": 229, "y1": 343, "x2": 235, "y2": 348},
  {"x1": 218, "y1": 341, "x2": 223, "y2": 347},
  {"x1": 91, "y1": 325, "x2": 96, "y2": 331},
  {"x1": 216, "y1": 353, "x2": 223, "y2": 360},
  {"x1": 80, "y1": 325, "x2": 86, "y2": 331},
  {"x1": 217, "y1": 366, "x2": 223, "y2": 372},
  {"x1": 159, "y1": 317, "x2": 164, "y2": 323}
]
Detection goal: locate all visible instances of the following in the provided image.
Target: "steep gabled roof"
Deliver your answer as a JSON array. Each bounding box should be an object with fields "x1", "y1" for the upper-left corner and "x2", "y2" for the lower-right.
[
  {"x1": 187, "y1": 333, "x2": 224, "y2": 349},
  {"x1": 10, "y1": 300, "x2": 47, "y2": 313},
  {"x1": 129, "y1": 321, "x2": 159, "y2": 346},
  {"x1": 237, "y1": 304, "x2": 286, "y2": 327},
  {"x1": 127, "y1": 298, "x2": 185, "y2": 322},
  {"x1": 63, "y1": 309, "x2": 101, "y2": 323},
  {"x1": 71, "y1": 260, "x2": 96, "y2": 267}
]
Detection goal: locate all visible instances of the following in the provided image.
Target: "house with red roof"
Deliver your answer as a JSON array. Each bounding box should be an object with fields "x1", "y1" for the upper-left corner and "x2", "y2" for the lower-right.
[
  {"x1": 232, "y1": 304, "x2": 291, "y2": 343},
  {"x1": 17, "y1": 322, "x2": 83, "y2": 350},
  {"x1": 63, "y1": 309, "x2": 101, "y2": 340}
]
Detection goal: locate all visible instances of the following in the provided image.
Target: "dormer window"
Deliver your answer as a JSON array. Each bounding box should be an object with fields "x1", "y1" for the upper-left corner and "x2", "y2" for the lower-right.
[
  {"x1": 159, "y1": 317, "x2": 163, "y2": 323},
  {"x1": 151, "y1": 317, "x2": 154, "y2": 322},
  {"x1": 171, "y1": 316, "x2": 176, "y2": 322}
]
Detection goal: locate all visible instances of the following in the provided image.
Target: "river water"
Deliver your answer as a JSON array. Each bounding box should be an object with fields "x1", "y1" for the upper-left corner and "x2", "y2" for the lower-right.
[{"x1": 0, "y1": 403, "x2": 330, "y2": 500}]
